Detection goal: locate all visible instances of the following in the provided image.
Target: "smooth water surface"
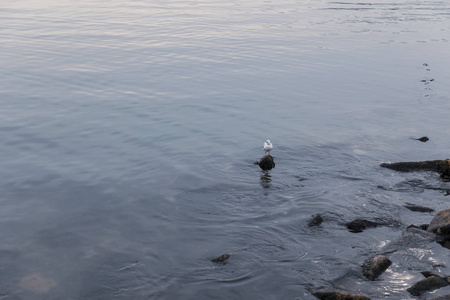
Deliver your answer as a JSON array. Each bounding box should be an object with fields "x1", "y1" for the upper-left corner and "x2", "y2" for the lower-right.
[{"x1": 1, "y1": 0, "x2": 450, "y2": 299}]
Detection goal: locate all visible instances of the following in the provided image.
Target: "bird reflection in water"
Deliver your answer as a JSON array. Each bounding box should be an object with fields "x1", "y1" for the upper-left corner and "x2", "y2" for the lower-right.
[{"x1": 260, "y1": 171, "x2": 271, "y2": 189}]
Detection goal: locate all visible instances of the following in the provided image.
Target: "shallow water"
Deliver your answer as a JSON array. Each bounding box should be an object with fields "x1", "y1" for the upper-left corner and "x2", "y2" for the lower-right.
[{"x1": 1, "y1": 0, "x2": 450, "y2": 299}]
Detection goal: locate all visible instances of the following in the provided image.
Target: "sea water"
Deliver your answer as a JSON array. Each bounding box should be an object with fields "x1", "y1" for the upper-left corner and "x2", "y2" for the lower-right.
[{"x1": 1, "y1": 0, "x2": 450, "y2": 299}]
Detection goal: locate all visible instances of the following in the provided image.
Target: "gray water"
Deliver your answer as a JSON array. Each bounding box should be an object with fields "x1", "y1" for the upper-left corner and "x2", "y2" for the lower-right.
[{"x1": 1, "y1": 0, "x2": 450, "y2": 299}]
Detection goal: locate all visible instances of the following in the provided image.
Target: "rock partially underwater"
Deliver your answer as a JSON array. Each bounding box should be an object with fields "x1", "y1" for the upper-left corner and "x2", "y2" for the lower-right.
[
  {"x1": 404, "y1": 203, "x2": 434, "y2": 213},
  {"x1": 312, "y1": 288, "x2": 371, "y2": 300},
  {"x1": 407, "y1": 272, "x2": 450, "y2": 296},
  {"x1": 427, "y1": 209, "x2": 450, "y2": 236},
  {"x1": 259, "y1": 155, "x2": 275, "y2": 171},
  {"x1": 380, "y1": 159, "x2": 450, "y2": 179},
  {"x1": 411, "y1": 136, "x2": 429, "y2": 142},
  {"x1": 308, "y1": 214, "x2": 324, "y2": 227},
  {"x1": 362, "y1": 255, "x2": 392, "y2": 281},
  {"x1": 211, "y1": 253, "x2": 230, "y2": 263},
  {"x1": 346, "y1": 219, "x2": 378, "y2": 233}
]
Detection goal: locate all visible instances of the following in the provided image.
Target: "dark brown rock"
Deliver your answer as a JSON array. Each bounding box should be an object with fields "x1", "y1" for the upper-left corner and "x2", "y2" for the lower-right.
[
  {"x1": 308, "y1": 214, "x2": 324, "y2": 227},
  {"x1": 259, "y1": 155, "x2": 275, "y2": 170},
  {"x1": 380, "y1": 159, "x2": 450, "y2": 179},
  {"x1": 407, "y1": 276, "x2": 449, "y2": 296},
  {"x1": 380, "y1": 160, "x2": 444, "y2": 173},
  {"x1": 404, "y1": 203, "x2": 434, "y2": 213},
  {"x1": 211, "y1": 253, "x2": 230, "y2": 263},
  {"x1": 428, "y1": 209, "x2": 450, "y2": 236},
  {"x1": 421, "y1": 271, "x2": 450, "y2": 280},
  {"x1": 312, "y1": 288, "x2": 371, "y2": 300},
  {"x1": 346, "y1": 219, "x2": 378, "y2": 233},
  {"x1": 362, "y1": 255, "x2": 392, "y2": 280}
]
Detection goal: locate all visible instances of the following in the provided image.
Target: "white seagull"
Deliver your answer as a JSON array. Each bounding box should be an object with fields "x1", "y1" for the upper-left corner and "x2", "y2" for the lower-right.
[{"x1": 263, "y1": 140, "x2": 273, "y2": 156}]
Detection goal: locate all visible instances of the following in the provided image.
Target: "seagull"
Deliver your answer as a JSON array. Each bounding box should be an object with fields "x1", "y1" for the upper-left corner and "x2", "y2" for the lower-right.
[{"x1": 263, "y1": 140, "x2": 273, "y2": 156}]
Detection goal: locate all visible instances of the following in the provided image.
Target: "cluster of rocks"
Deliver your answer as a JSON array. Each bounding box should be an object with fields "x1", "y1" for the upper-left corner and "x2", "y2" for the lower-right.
[
  {"x1": 252, "y1": 157, "x2": 450, "y2": 299},
  {"x1": 309, "y1": 209, "x2": 450, "y2": 299}
]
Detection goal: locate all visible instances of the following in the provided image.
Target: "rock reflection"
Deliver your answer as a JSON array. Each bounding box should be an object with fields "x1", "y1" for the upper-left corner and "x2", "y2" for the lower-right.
[{"x1": 260, "y1": 171, "x2": 271, "y2": 189}]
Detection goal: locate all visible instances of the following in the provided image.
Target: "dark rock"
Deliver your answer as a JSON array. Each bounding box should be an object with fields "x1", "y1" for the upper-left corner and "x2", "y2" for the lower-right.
[
  {"x1": 428, "y1": 209, "x2": 450, "y2": 236},
  {"x1": 362, "y1": 255, "x2": 392, "y2": 281},
  {"x1": 405, "y1": 225, "x2": 438, "y2": 241},
  {"x1": 404, "y1": 203, "x2": 434, "y2": 213},
  {"x1": 438, "y1": 239, "x2": 450, "y2": 250},
  {"x1": 407, "y1": 224, "x2": 429, "y2": 231},
  {"x1": 441, "y1": 160, "x2": 450, "y2": 179},
  {"x1": 412, "y1": 136, "x2": 429, "y2": 142},
  {"x1": 211, "y1": 253, "x2": 230, "y2": 263},
  {"x1": 407, "y1": 275, "x2": 449, "y2": 296},
  {"x1": 381, "y1": 160, "x2": 444, "y2": 173},
  {"x1": 380, "y1": 159, "x2": 450, "y2": 179},
  {"x1": 308, "y1": 214, "x2": 324, "y2": 227},
  {"x1": 259, "y1": 155, "x2": 275, "y2": 171},
  {"x1": 421, "y1": 271, "x2": 450, "y2": 281},
  {"x1": 312, "y1": 288, "x2": 371, "y2": 300},
  {"x1": 346, "y1": 219, "x2": 378, "y2": 233}
]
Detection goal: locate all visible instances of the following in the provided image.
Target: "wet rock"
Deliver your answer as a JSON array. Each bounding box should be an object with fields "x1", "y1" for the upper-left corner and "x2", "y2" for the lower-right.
[
  {"x1": 411, "y1": 136, "x2": 429, "y2": 142},
  {"x1": 18, "y1": 273, "x2": 56, "y2": 294},
  {"x1": 407, "y1": 224, "x2": 429, "y2": 231},
  {"x1": 381, "y1": 160, "x2": 444, "y2": 173},
  {"x1": 312, "y1": 288, "x2": 371, "y2": 300},
  {"x1": 259, "y1": 155, "x2": 275, "y2": 170},
  {"x1": 211, "y1": 253, "x2": 230, "y2": 263},
  {"x1": 421, "y1": 271, "x2": 450, "y2": 280},
  {"x1": 405, "y1": 225, "x2": 438, "y2": 241},
  {"x1": 404, "y1": 203, "x2": 434, "y2": 213},
  {"x1": 442, "y1": 160, "x2": 450, "y2": 179},
  {"x1": 308, "y1": 214, "x2": 324, "y2": 227},
  {"x1": 427, "y1": 209, "x2": 450, "y2": 236},
  {"x1": 380, "y1": 159, "x2": 450, "y2": 179},
  {"x1": 407, "y1": 275, "x2": 449, "y2": 296},
  {"x1": 362, "y1": 255, "x2": 392, "y2": 281},
  {"x1": 346, "y1": 219, "x2": 378, "y2": 233}
]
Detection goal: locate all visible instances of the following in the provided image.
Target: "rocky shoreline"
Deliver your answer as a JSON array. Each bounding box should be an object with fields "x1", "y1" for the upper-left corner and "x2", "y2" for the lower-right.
[
  {"x1": 306, "y1": 160, "x2": 450, "y2": 299},
  {"x1": 228, "y1": 158, "x2": 450, "y2": 299},
  {"x1": 287, "y1": 160, "x2": 450, "y2": 299},
  {"x1": 307, "y1": 209, "x2": 450, "y2": 300}
]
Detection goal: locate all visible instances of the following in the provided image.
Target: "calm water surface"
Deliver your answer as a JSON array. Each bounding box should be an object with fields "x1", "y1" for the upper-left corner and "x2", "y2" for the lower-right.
[{"x1": 1, "y1": 0, "x2": 450, "y2": 299}]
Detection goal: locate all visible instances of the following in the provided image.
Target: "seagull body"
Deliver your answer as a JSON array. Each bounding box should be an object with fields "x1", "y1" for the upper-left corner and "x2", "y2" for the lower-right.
[{"x1": 263, "y1": 140, "x2": 273, "y2": 156}]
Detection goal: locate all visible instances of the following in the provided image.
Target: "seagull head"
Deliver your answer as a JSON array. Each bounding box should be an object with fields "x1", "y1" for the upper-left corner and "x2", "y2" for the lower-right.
[{"x1": 266, "y1": 140, "x2": 271, "y2": 144}]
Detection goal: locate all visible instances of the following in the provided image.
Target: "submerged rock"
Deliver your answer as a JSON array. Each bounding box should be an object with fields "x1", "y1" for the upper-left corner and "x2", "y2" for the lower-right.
[
  {"x1": 211, "y1": 253, "x2": 230, "y2": 263},
  {"x1": 404, "y1": 203, "x2": 434, "y2": 213},
  {"x1": 407, "y1": 275, "x2": 449, "y2": 296},
  {"x1": 312, "y1": 288, "x2": 371, "y2": 300},
  {"x1": 362, "y1": 255, "x2": 392, "y2": 281},
  {"x1": 18, "y1": 273, "x2": 56, "y2": 294},
  {"x1": 380, "y1": 159, "x2": 450, "y2": 179},
  {"x1": 427, "y1": 209, "x2": 450, "y2": 236},
  {"x1": 308, "y1": 214, "x2": 324, "y2": 227},
  {"x1": 259, "y1": 155, "x2": 275, "y2": 170},
  {"x1": 346, "y1": 219, "x2": 378, "y2": 233}
]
